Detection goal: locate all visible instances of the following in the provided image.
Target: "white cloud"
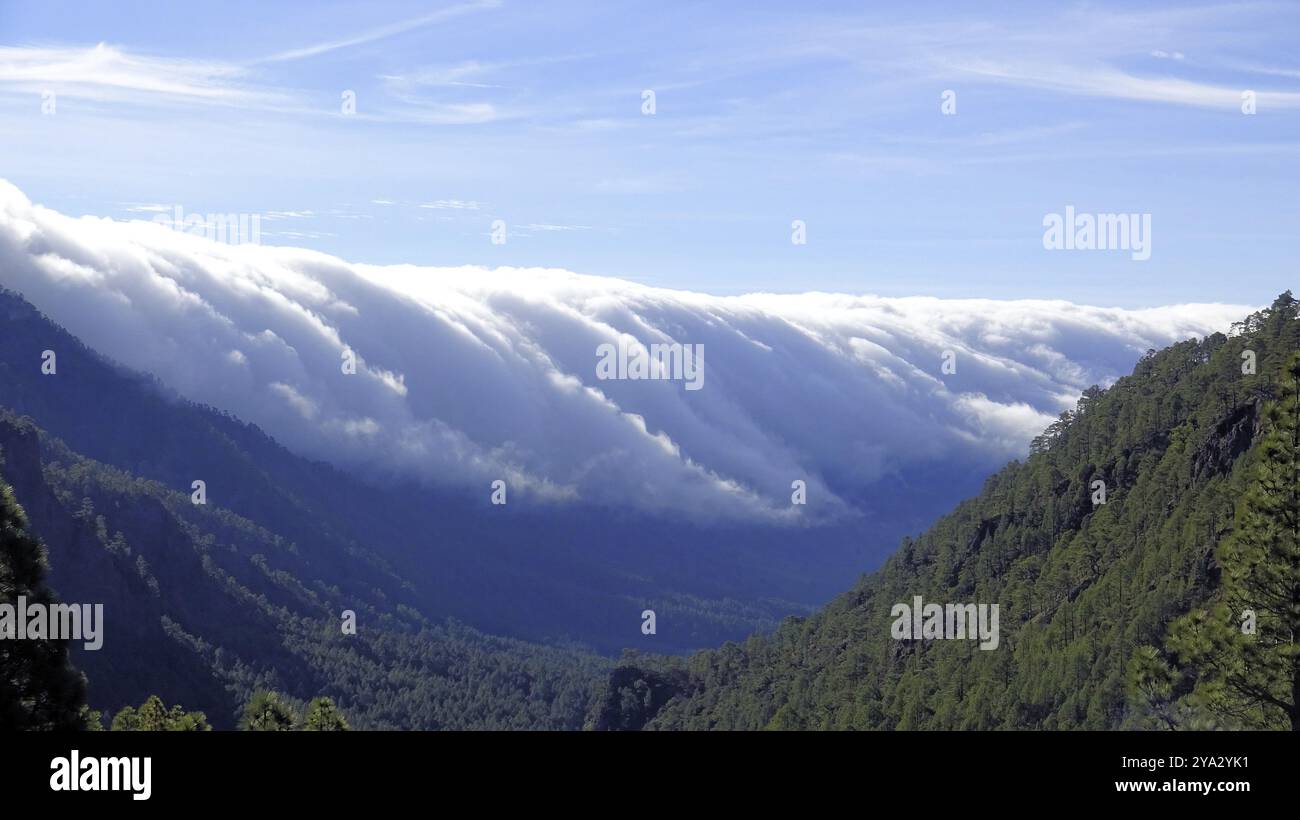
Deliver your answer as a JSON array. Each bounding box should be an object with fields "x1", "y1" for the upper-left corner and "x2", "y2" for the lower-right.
[
  {"x1": 257, "y1": 0, "x2": 502, "y2": 63},
  {"x1": 269, "y1": 381, "x2": 320, "y2": 420},
  {"x1": 419, "y1": 200, "x2": 482, "y2": 211},
  {"x1": 0, "y1": 179, "x2": 1250, "y2": 522},
  {"x1": 0, "y1": 43, "x2": 282, "y2": 107},
  {"x1": 951, "y1": 58, "x2": 1300, "y2": 110},
  {"x1": 522, "y1": 223, "x2": 591, "y2": 232}
]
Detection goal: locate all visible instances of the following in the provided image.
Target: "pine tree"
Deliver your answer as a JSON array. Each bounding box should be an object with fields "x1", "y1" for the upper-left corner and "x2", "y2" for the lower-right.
[
  {"x1": 1161, "y1": 352, "x2": 1300, "y2": 729},
  {"x1": 301, "y1": 696, "x2": 350, "y2": 731},
  {"x1": 0, "y1": 476, "x2": 87, "y2": 730},
  {"x1": 111, "y1": 695, "x2": 211, "y2": 730},
  {"x1": 239, "y1": 690, "x2": 296, "y2": 731}
]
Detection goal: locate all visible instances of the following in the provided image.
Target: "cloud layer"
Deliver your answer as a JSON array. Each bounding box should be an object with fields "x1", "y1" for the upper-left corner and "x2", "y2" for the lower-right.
[{"x1": 0, "y1": 180, "x2": 1250, "y2": 522}]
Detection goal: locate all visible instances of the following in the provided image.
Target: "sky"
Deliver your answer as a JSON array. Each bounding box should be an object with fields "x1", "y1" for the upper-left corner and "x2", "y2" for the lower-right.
[{"x1": 0, "y1": 0, "x2": 1297, "y2": 307}]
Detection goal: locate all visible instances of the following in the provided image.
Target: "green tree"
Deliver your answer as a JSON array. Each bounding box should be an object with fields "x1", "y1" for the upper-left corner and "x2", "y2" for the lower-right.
[
  {"x1": 0, "y1": 475, "x2": 87, "y2": 730},
  {"x1": 111, "y1": 695, "x2": 210, "y2": 730},
  {"x1": 239, "y1": 690, "x2": 296, "y2": 731},
  {"x1": 1160, "y1": 353, "x2": 1300, "y2": 729},
  {"x1": 301, "y1": 696, "x2": 350, "y2": 731}
]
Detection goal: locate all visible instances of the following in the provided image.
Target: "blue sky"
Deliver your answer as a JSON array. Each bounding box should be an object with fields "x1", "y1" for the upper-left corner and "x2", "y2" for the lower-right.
[{"x1": 0, "y1": 0, "x2": 1296, "y2": 307}]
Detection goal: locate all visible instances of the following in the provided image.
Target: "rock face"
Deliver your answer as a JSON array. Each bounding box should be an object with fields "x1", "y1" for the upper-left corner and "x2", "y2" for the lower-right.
[
  {"x1": 588, "y1": 665, "x2": 690, "y2": 731},
  {"x1": 1192, "y1": 402, "x2": 1260, "y2": 482}
]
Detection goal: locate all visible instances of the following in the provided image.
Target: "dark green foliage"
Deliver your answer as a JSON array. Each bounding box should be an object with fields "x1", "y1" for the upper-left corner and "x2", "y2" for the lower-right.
[
  {"x1": 0, "y1": 410, "x2": 609, "y2": 728},
  {"x1": 238, "y1": 690, "x2": 351, "y2": 731},
  {"x1": 0, "y1": 467, "x2": 87, "y2": 730},
  {"x1": 1134, "y1": 350, "x2": 1300, "y2": 729},
  {"x1": 587, "y1": 652, "x2": 691, "y2": 730},
  {"x1": 301, "y1": 696, "x2": 350, "y2": 731},
  {"x1": 240, "y1": 690, "x2": 296, "y2": 731},
  {"x1": 111, "y1": 690, "x2": 347, "y2": 731},
  {"x1": 601, "y1": 293, "x2": 1300, "y2": 730}
]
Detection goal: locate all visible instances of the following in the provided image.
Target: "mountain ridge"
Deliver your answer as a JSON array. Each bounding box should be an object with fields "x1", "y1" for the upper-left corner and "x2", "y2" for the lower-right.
[{"x1": 590, "y1": 292, "x2": 1300, "y2": 730}]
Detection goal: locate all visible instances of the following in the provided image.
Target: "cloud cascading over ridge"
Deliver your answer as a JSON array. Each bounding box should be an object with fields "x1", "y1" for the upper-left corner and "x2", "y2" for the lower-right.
[{"x1": 0, "y1": 180, "x2": 1251, "y2": 522}]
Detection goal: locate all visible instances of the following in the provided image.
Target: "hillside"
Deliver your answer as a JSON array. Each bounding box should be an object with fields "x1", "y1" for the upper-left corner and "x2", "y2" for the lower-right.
[
  {"x1": 0, "y1": 455, "x2": 86, "y2": 730},
  {"x1": 592, "y1": 293, "x2": 1300, "y2": 730},
  {"x1": 9, "y1": 286, "x2": 1294, "y2": 731},
  {"x1": 0, "y1": 411, "x2": 607, "y2": 728}
]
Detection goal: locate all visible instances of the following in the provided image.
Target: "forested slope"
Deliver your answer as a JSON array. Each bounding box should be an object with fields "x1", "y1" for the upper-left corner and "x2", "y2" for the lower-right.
[
  {"x1": 593, "y1": 293, "x2": 1300, "y2": 730},
  {"x1": 0, "y1": 410, "x2": 607, "y2": 728},
  {"x1": 0, "y1": 466, "x2": 86, "y2": 730}
]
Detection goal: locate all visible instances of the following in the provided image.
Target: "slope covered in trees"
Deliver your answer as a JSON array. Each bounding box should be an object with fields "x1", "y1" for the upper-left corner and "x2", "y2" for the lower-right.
[
  {"x1": 592, "y1": 293, "x2": 1300, "y2": 730},
  {"x1": 0, "y1": 409, "x2": 607, "y2": 728},
  {"x1": 1133, "y1": 349, "x2": 1300, "y2": 729},
  {"x1": 0, "y1": 469, "x2": 87, "y2": 730}
]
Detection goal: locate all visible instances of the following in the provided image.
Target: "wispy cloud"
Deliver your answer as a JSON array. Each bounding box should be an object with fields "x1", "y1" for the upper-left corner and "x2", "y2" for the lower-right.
[
  {"x1": 364, "y1": 99, "x2": 510, "y2": 125},
  {"x1": 1226, "y1": 61, "x2": 1300, "y2": 80},
  {"x1": 1, "y1": 1, "x2": 1296, "y2": 306},
  {"x1": 257, "y1": 0, "x2": 502, "y2": 63},
  {"x1": 808, "y1": 4, "x2": 1300, "y2": 110},
  {"x1": 949, "y1": 58, "x2": 1300, "y2": 110},
  {"x1": 522, "y1": 223, "x2": 591, "y2": 232},
  {"x1": 384, "y1": 52, "x2": 596, "y2": 90},
  {"x1": 119, "y1": 202, "x2": 172, "y2": 214},
  {"x1": 419, "y1": 199, "x2": 483, "y2": 210},
  {"x1": 0, "y1": 43, "x2": 280, "y2": 106}
]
